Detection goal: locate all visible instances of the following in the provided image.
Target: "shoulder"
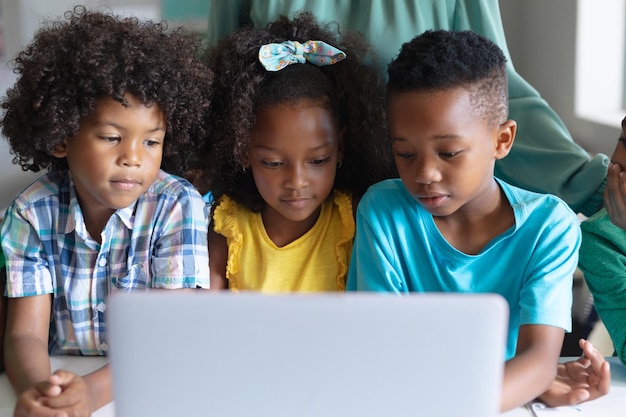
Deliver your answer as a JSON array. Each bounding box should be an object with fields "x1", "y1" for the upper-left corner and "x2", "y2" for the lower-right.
[
  {"x1": 214, "y1": 194, "x2": 247, "y2": 218},
  {"x1": 499, "y1": 179, "x2": 577, "y2": 224},
  {"x1": 145, "y1": 170, "x2": 202, "y2": 201},
  {"x1": 332, "y1": 190, "x2": 353, "y2": 211},
  {"x1": 359, "y1": 179, "x2": 409, "y2": 208},
  {"x1": 134, "y1": 171, "x2": 207, "y2": 224},
  {"x1": 356, "y1": 179, "x2": 414, "y2": 219},
  {"x1": 580, "y1": 208, "x2": 616, "y2": 234},
  {"x1": 212, "y1": 194, "x2": 252, "y2": 236},
  {"x1": 331, "y1": 190, "x2": 356, "y2": 231},
  {"x1": 11, "y1": 170, "x2": 70, "y2": 212},
  {"x1": 580, "y1": 208, "x2": 626, "y2": 252}
]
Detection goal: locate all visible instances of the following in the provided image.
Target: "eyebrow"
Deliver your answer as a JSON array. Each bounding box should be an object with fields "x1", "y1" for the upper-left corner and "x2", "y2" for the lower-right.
[
  {"x1": 96, "y1": 122, "x2": 166, "y2": 133},
  {"x1": 390, "y1": 134, "x2": 462, "y2": 143},
  {"x1": 252, "y1": 142, "x2": 333, "y2": 151}
]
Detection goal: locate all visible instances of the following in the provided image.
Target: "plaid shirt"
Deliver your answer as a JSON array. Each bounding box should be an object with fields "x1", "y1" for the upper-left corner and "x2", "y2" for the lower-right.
[{"x1": 1, "y1": 170, "x2": 210, "y2": 355}]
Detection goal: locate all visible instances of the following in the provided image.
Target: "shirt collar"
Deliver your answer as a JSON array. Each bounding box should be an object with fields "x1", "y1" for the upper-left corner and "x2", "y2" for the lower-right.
[{"x1": 65, "y1": 171, "x2": 137, "y2": 235}]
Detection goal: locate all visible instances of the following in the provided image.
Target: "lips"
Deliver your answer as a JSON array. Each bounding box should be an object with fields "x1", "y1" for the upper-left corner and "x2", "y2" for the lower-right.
[
  {"x1": 281, "y1": 197, "x2": 312, "y2": 209},
  {"x1": 111, "y1": 178, "x2": 142, "y2": 191},
  {"x1": 414, "y1": 192, "x2": 448, "y2": 208}
]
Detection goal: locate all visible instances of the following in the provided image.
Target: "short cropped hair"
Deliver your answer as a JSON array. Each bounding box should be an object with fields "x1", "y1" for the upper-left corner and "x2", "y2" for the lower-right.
[{"x1": 387, "y1": 30, "x2": 508, "y2": 127}]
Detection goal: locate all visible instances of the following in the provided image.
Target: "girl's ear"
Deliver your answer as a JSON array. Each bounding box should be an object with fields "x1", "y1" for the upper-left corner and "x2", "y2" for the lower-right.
[
  {"x1": 494, "y1": 119, "x2": 516, "y2": 160},
  {"x1": 51, "y1": 140, "x2": 68, "y2": 158}
]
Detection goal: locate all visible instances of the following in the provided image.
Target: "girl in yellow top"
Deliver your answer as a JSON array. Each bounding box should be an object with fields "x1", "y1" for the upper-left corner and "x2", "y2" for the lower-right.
[{"x1": 204, "y1": 12, "x2": 395, "y2": 292}]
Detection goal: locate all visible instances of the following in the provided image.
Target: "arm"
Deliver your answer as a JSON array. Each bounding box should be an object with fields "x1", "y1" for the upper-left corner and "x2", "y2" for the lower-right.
[
  {"x1": 208, "y1": 224, "x2": 228, "y2": 290},
  {"x1": 6, "y1": 296, "x2": 114, "y2": 415},
  {"x1": 0, "y1": 264, "x2": 6, "y2": 373},
  {"x1": 579, "y1": 210, "x2": 626, "y2": 364},
  {"x1": 500, "y1": 324, "x2": 564, "y2": 411},
  {"x1": 151, "y1": 183, "x2": 210, "y2": 288},
  {"x1": 5, "y1": 295, "x2": 52, "y2": 394},
  {"x1": 498, "y1": 196, "x2": 581, "y2": 410},
  {"x1": 37, "y1": 365, "x2": 112, "y2": 415},
  {"x1": 346, "y1": 190, "x2": 405, "y2": 293}
]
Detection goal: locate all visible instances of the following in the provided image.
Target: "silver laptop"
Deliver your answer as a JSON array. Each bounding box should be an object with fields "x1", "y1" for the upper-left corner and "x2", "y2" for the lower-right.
[{"x1": 107, "y1": 291, "x2": 508, "y2": 417}]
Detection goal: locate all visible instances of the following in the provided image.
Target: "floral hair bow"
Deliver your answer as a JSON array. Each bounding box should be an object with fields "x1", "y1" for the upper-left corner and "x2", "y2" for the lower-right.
[{"x1": 258, "y1": 40, "x2": 347, "y2": 71}]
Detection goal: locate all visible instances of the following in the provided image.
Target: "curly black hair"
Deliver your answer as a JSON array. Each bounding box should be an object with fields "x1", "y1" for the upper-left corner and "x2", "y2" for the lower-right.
[
  {"x1": 1, "y1": 5, "x2": 213, "y2": 175},
  {"x1": 203, "y1": 11, "x2": 396, "y2": 212},
  {"x1": 388, "y1": 30, "x2": 508, "y2": 127}
]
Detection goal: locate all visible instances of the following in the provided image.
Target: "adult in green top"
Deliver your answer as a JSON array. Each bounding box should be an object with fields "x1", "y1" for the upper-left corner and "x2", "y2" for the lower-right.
[
  {"x1": 206, "y1": 0, "x2": 609, "y2": 217},
  {"x1": 579, "y1": 116, "x2": 626, "y2": 366}
]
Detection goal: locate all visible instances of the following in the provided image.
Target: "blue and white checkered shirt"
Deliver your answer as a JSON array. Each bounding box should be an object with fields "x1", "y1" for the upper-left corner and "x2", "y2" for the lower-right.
[{"x1": 1, "y1": 169, "x2": 210, "y2": 355}]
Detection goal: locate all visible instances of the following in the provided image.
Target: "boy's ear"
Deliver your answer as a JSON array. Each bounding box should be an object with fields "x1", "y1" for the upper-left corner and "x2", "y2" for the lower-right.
[
  {"x1": 494, "y1": 119, "x2": 517, "y2": 160},
  {"x1": 51, "y1": 140, "x2": 68, "y2": 158}
]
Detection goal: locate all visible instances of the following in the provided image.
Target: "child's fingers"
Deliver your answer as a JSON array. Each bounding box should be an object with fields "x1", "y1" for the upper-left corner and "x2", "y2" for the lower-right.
[
  {"x1": 595, "y1": 361, "x2": 611, "y2": 396},
  {"x1": 49, "y1": 369, "x2": 78, "y2": 386},
  {"x1": 35, "y1": 380, "x2": 63, "y2": 397}
]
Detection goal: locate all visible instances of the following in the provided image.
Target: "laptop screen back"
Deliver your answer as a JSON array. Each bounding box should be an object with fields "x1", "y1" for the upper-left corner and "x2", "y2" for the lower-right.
[{"x1": 108, "y1": 291, "x2": 508, "y2": 417}]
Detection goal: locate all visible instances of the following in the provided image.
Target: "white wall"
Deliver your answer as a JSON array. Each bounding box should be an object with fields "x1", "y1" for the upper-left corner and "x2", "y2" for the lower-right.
[{"x1": 500, "y1": 0, "x2": 621, "y2": 158}]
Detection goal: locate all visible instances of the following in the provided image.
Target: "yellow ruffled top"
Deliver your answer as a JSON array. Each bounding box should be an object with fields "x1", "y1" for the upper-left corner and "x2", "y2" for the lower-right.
[{"x1": 212, "y1": 190, "x2": 354, "y2": 292}]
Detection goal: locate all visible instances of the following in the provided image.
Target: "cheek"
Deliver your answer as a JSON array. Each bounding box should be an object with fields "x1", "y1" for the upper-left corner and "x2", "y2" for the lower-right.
[
  {"x1": 318, "y1": 165, "x2": 338, "y2": 187},
  {"x1": 251, "y1": 170, "x2": 277, "y2": 194}
]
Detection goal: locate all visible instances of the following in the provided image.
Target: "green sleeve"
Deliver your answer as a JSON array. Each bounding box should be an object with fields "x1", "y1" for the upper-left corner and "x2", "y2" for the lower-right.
[
  {"x1": 206, "y1": 0, "x2": 608, "y2": 215},
  {"x1": 579, "y1": 209, "x2": 626, "y2": 365},
  {"x1": 450, "y1": 0, "x2": 609, "y2": 216}
]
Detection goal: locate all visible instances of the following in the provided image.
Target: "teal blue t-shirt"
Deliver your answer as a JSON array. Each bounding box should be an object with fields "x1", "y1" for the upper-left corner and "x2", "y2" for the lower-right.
[{"x1": 347, "y1": 178, "x2": 579, "y2": 359}]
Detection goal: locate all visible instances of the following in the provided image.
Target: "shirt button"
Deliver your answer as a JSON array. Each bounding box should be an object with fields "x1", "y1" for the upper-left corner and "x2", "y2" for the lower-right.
[
  {"x1": 99, "y1": 342, "x2": 108, "y2": 352},
  {"x1": 98, "y1": 257, "x2": 107, "y2": 267}
]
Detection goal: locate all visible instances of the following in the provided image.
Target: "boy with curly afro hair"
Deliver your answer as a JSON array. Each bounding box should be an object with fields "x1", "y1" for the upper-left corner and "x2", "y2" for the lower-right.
[
  {"x1": 348, "y1": 30, "x2": 609, "y2": 411},
  {"x1": 0, "y1": 6, "x2": 213, "y2": 416}
]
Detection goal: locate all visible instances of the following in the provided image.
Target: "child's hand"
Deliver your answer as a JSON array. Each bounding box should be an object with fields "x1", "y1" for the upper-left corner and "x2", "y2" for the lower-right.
[
  {"x1": 13, "y1": 384, "x2": 54, "y2": 417},
  {"x1": 604, "y1": 115, "x2": 626, "y2": 229},
  {"x1": 538, "y1": 339, "x2": 611, "y2": 407},
  {"x1": 13, "y1": 370, "x2": 93, "y2": 417},
  {"x1": 604, "y1": 162, "x2": 626, "y2": 229}
]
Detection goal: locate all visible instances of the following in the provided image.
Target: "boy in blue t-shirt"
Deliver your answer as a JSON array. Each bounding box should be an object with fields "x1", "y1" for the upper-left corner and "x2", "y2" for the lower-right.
[{"x1": 347, "y1": 30, "x2": 608, "y2": 411}]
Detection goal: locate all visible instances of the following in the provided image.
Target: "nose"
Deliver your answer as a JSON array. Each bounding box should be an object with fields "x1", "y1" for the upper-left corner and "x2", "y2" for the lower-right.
[
  {"x1": 414, "y1": 155, "x2": 441, "y2": 184},
  {"x1": 284, "y1": 163, "x2": 309, "y2": 190},
  {"x1": 118, "y1": 140, "x2": 141, "y2": 167}
]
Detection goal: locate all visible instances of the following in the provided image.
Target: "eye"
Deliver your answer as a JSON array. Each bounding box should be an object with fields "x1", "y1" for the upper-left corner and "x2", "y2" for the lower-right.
[
  {"x1": 439, "y1": 151, "x2": 460, "y2": 159},
  {"x1": 394, "y1": 151, "x2": 414, "y2": 159},
  {"x1": 261, "y1": 160, "x2": 283, "y2": 168},
  {"x1": 310, "y1": 156, "x2": 331, "y2": 166},
  {"x1": 145, "y1": 139, "x2": 161, "y2": 148},
  {"x1": 101, "y1": 136, "x2": 120, "y2": 143}
]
